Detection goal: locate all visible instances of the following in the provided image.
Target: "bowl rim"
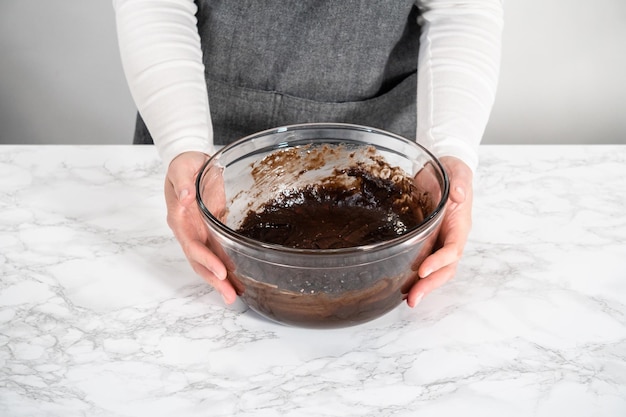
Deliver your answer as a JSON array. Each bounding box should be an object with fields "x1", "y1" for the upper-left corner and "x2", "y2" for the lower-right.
[{"x1": 196, "y1": 122, "x2": 450, "y2": 255}]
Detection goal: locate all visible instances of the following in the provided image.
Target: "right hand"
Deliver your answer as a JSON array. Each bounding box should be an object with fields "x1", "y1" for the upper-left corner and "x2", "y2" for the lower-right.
[{"x1": 164, "y1": 151, "x2": 237, "y2": 304}]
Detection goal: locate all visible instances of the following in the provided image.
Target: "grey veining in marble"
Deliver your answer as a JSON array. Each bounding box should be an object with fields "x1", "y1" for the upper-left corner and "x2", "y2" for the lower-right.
[{"x1": 1, "y1": 145, "x2": 625, "y2": 416}]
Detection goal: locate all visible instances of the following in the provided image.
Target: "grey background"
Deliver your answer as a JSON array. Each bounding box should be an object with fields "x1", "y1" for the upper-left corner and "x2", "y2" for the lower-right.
[{"x1": 1, "y1": 0, "x2": 625, "y2": 145}]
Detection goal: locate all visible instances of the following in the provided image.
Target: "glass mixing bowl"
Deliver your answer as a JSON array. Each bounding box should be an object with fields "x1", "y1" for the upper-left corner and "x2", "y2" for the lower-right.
[{"x1": 196, "y1": 123, "x2": 449, "y2": 328}]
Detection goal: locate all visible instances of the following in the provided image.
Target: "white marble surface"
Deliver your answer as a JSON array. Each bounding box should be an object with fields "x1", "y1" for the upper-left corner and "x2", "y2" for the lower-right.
[{"x1": 0, "y1": 145, "x2": 625, "y2": 416}]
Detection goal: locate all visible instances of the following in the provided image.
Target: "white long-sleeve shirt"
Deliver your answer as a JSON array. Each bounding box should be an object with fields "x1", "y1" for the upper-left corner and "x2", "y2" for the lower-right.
[{"x1": 113, "y1": 0, "x2": 503, "y2": 171}]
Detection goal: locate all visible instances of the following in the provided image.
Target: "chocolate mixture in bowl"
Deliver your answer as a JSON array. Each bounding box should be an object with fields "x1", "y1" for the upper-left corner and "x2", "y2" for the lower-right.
[
  {"x1": 235, "y1": 144, "x2": 434, "y2": 249},
  {"x1": 210, "y1": 142, "x2": 443, "y2": 328}
]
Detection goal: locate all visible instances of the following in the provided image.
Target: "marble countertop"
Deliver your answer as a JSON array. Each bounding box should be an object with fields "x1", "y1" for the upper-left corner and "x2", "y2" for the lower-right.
[{"x1": 0, "y1": 145, "x2": 625, "y2": 416}]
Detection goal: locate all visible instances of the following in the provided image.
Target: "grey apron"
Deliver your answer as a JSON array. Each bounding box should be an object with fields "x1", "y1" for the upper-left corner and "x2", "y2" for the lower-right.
[{"x1": 135, "y1": 0, "x2": 420, "y2": 145}]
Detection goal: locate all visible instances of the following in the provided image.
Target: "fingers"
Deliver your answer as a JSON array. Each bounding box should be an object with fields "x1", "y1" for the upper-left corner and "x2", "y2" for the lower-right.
[
  {"x1": 190, "y1": 259, "x2": 237, "y2": 304},
  {"x1": 407, "y1": 263, "x2": 458, "y2": 307},
  {"x1": 410, "y1": 239, "x2": 464, "y2": 308},
  {"x1": 418, "y1": 243, "x2": 463, "y2": 279},
  {"x1": 418, "y1": 202, "x2": 471, "y2": 280},
  {"x1": 167, "y1": 152, "x2": 209, "y2": 206},
  {"x1": 177, "y1": 217, "x2": 236, "y2": 304},
  {"x1": 407, "y1": 156, "x2": 474, "y2": 307},
  {"x1": 449, "y1": 183, "x2": 467, "y2": 205},
  {"x1": 185, "y1": 239, "x2": 237, "y2": 304},
  {"x1": 164, "y1": 151, "x2": 236, "y2": 304},
  {"x1": 184, "y1": 238, "x2": 227, "y2": 281},
  {"x1": 441, "y1": 155, "x2": 473, "y2": 203}
]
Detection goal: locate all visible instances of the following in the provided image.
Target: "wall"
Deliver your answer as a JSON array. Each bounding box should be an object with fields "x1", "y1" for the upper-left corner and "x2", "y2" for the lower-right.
[
  {"x1": 1, "y1": 1, "x2": 625, "y2": 145},
  {"x1": 0, "y1": 0, "x2": 135, "y2": 145},
  {"x1": 484, "y1": 0, "x2": 626, "y2": 144}
]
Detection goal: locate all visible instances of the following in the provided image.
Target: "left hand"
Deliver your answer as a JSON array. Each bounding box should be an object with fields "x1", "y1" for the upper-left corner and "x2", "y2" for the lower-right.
[
  {"x1": 407, "y1": 156, "x2": 474, "y2": 307},
  {"x1": 165, "y1": 151, "x2": 237, "y2": 304}
]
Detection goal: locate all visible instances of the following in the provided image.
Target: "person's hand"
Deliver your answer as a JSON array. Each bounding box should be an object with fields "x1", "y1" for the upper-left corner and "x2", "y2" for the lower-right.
[
  {"x1": 407, "y1": 156, "x2": 473, "y2": 307},
  {"x1": 164, "y1": 151, "x2": 237, "y2": 304}
]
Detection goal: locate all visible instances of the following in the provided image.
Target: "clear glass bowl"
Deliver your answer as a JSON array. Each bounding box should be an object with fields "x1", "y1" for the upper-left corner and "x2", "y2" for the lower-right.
[{"x1": 196, "y1": 123, "x2": 449, "y2": 328}]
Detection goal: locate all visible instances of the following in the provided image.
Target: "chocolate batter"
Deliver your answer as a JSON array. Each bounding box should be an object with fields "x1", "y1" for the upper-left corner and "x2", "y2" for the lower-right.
[
  {"x1": 237, "y1": 157, "x2": 431, "y2": 249},
  {"x1": 223, "y1": 144, "x2": 441, "y2": 328}
]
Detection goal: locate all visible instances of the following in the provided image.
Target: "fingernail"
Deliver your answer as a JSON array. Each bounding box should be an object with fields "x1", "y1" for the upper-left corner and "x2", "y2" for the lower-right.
[
  {"x1": 412, "y1": 292, "x2": 424, "y2": 308},
  {"x1": 209, "y1": 267, "x2": 226, "y2": 281},
  {"x1": 179, "y1": 188, "x2": 189, "y2": 202},
  {"x1": 221, "y1": 293, "x2": 229, "y2": 304},
  {"x1": 455, "y1": 186, "x2": 465, "y2": 201},
  {"x1": 421, "y1": 268, "x2": 433, "y2": 278}
]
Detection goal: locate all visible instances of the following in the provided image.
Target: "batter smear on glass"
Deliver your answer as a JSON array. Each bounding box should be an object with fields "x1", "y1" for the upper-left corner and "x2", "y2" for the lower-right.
[{"x1": 236, "y1": 157, "x2": 432, "y2": 249}]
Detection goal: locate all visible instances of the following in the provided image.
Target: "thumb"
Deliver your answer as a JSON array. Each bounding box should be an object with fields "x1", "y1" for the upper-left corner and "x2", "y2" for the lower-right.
[
  {"x1": 450, "y1": 183, "x2": 467, "y2": 205},
  {"x1": 167, "y1": 152, "x2": 209, "y2": 206},
  {"x1": 441, "y1": 157, "x2": 473, "y2": 205}
]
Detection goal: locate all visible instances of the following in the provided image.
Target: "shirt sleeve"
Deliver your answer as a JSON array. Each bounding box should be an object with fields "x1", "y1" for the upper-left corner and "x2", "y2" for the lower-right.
[
  {"x1": 416, "y1": 0, "x2": 504, "y2": 172},
  {"x1": 113, "y1": 0, "x2": 215, "y2": 168},
  {"x1": 114, "y1": 0, "x2": 503, "y2": 172}
]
